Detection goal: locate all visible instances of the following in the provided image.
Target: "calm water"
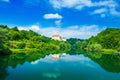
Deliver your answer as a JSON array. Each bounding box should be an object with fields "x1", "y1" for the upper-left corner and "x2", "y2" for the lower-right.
[{"x1": 0, "y1": 52, "x2": 120, "y2": 80}]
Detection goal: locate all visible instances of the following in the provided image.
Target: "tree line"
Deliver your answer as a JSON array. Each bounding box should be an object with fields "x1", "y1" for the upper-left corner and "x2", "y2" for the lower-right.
[
  {"x1": 1, "y1": 24, "x2": 120, "y2": 55},
  {"x1": 0, "y1": 25, "x2": 71, "y2": 55},
  {"x1": 75, "y1": 28, "x2": 120, "y2": 53}
]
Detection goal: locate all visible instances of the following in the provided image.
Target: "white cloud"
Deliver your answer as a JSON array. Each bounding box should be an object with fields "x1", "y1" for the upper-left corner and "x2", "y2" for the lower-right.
[
  {"x1": 91, "y1": 8, "x2": 107, "y2": 18},
  {"x1": 49, "y1": 0, "x2": 120, "y2": 16},
  {"x1": 110, "y1": 7, "x2": 120, "y2": 16},
  {"x1": 18, "y1": 24, "x2": 105, "y2": 39},
  {"x1": 92, "y1": 8, "x2": 107, "y2": 14},
  {"x1": 49, "y1": 0, "x2": 93, "y2": 9},
  {"x1": 49, "y1": 0, "x2": 115, "y2": 9},
  {"x1": 43, "y1": 13, "x2": 63, "y2": 19},
  {"x1": 55, "y1": 20, "x2": 61, "y2": 28},
  {"x1": 30, "y1": 25, "x2": 40, "y2": 31},
  {"x1": 1, "y1": 0, "x2": 9, "y2": 2}
]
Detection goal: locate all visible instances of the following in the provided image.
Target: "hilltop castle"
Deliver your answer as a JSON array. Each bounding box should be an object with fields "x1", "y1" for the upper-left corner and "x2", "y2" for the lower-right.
[{"x1": 52, "y1": 33, "x2": 66, "y2": 41}]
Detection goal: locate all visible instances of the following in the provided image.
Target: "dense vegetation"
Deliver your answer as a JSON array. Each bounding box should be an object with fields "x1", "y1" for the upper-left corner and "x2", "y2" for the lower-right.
[
  {"x1": 1, "y1": 24, "x2": 120, "y2": 55},
  {"x1": 0, "y1": 25, "x2": 71, "y2": 55},
  {"x1": 76, "y1": 28, "x2": 120, "y2": 53}
]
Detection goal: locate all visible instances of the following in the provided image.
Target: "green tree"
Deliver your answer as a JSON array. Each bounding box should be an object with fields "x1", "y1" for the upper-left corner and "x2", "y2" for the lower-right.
[
  {"x1": 85, "y1": 44, "x2": 102, "y2": 52},
  {"x1": 16, "y1": 42, "x2": 26, "y2": 49}
]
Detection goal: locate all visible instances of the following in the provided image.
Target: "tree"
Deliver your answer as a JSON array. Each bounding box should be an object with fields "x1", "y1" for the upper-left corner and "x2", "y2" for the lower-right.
[
  {"x1": 0, "y1": 28, "x2": 9, "y2": 42},
  {"x1": 16, "y1": 42, "x2": 26, "y2": 49},
  {"x1": 85, "y1": 44, "x2": 102, "y2": 52},
  {"x1": 12, "y1": 26, "x2": 19, "y2": 31}
]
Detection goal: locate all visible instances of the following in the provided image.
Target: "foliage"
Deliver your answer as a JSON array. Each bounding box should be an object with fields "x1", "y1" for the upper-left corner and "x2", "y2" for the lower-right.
[
  {"x1": 0, "y1": 43, "x2": 11, "y2": 55},
  {"x1": 0, "y1": 27, "x2": 9, "y2": 42},
  {"x1": 0, "y1": 25, "x2": 71, "y2": 55},
  {"x1": 89, "y1": 28, "x2": 120, "y2": 51},
  {"x1": 85, "y1": 44, "x2": 102, "y2": 52},
  {"x1": 76, "y1": 28, "x2": 120, "y2": 53},
  {"x1": 102, "y1": 49, "x2": 116, "y2": 54},
  {"x1": 16, "y1": 42, "x2": 26, "y2": 49}
]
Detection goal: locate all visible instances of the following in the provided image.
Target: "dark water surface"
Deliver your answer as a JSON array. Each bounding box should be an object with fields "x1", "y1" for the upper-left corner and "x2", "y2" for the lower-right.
[{"x1": 0, "y1": 52, "x2": 120, "y2": 80}]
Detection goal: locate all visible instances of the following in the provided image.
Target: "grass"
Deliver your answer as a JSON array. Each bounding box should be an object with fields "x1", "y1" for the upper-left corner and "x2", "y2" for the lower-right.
[
  {"x1": 10, "y1": 48, "x2": 41, "y2": 54},
  {"x1": 102, "y1": 49, "x2": 117, "y2": 54}
]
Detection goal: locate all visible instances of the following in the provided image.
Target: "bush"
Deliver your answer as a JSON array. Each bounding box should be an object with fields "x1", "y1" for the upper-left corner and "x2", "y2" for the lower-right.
[
  {"x1": 0, "y1": 43, "x2": 11, "y2": 55},
  {"x1": 102, "y1": 49, "x2": 116, "y2": 54},
  {"x1": 16, "y1": 42, "x2": 26, "y2": 49},
  {"x1": 117, "y1": 47, "x2": 120, "y2": 52},
  {"x1": 85, "y1": 44, "x2": 102, "y2": 52}
]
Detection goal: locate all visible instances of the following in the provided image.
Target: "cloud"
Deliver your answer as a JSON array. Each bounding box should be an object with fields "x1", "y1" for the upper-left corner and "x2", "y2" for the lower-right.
[
  {"x1": 55, "y1": 20, "x2": 61, "y2": 28},
  {"x1": 91, "y1": 8, "x2": 107, "y2": 18},
  {"x1": 18, "y1": 24, "x2": 105, "y2": 39},
  {"x1": 92, "y1": 8, "x2": 107, "y2": 14},
  {"x1": 49, "y1": 0, "x2": 114, "y2": 9},
  {"x1": 49, "y1": 0, "x2": 92, "y2": 9},
  {"x1": 110, "y1": 7, "x2": 120, "y2": 16},
  {"x1": 43, "y1": 13, "x2": 63, "y2": 19},
  {"x1": 49, "y1": 0, "x2": 120, "y2": 16}
]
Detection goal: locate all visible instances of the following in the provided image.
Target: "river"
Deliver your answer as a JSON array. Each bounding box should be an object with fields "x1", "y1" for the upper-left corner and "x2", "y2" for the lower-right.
[{"x1": 0, "y1": 52, "x2": 120, "y2": 80}]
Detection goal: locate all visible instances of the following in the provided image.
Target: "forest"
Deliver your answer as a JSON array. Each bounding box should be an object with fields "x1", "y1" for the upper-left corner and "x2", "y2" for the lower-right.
[
  {"x1": 76, "y1": 28, "x2": 120, "y2": 53},
  {"x1": 0, "y1": 25, "x2": 120, "y2": 55},
  {"x1": 0, "y1": 25, "x2": 71, "y2": 55}
]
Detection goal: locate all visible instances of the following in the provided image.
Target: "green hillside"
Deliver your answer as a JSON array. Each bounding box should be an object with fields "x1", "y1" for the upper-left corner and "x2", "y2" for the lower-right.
[
  {"x1": 0, "y1": 25, "x2": 71, "y2": 55},
  {"x1": 76, "y1": 28, "x2": 120, "y2": 53}
]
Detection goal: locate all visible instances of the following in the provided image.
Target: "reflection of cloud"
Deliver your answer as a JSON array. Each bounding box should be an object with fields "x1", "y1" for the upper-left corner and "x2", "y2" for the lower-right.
[
  {"x1": 51, "y1": 54, "x2": 60, "y2": 60},
  {"x1": 61, "y1": 55, "x2": 90, "y2": 62},
  {"x1": 31, "y1": 54, "x2": 96, "y2": 69},
  {"x1": 40, "y1": 56, "x2": 56, "y2": 63},
  {"x1": 85, "y1": 63, "x2": 95, "y2": 68},
  {"x1": 60, "y1": 54, "x2": 96, "y2": 68},
  {"x1": 51, "y1": 53, "x2": 66, "y2": 60},
  {"x1": 31, "y1": 59, "x2": 41, "y2": 64},
  {"x1": 42, "y1": 72, "x2": 61, "y2": 78}
]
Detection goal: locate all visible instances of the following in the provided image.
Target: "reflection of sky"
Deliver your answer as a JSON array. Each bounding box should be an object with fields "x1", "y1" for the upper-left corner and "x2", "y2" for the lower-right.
[
  {"x1": 31, "y1": 55, "x2": 57, "y2": 64},
  {"x1": 31, "y1": 54, "x2": 96, "y2": 68},
  {"x1": 6, "y1": 54, "x2": 120, "y2": 80},
  {"x1": 60, "y1": 54, "x2": 90, "y2": 61}
]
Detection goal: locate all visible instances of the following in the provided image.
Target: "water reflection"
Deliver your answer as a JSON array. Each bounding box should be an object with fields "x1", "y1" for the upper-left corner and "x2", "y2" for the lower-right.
[
  {"x1": 83, "y1": 52, "x2": 120, "y2": 73},
  {"x1": 0, "y1": 51, "x2": 120, "y2": 80},
  {"x1": 51, "y1": 53, "x2": 66, "y2": 60}
]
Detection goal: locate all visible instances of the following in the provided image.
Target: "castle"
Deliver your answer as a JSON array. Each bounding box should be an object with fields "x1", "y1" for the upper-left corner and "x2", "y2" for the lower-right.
[{"x1": 52, "y1": 33, "x2": 66, "y2": 41}]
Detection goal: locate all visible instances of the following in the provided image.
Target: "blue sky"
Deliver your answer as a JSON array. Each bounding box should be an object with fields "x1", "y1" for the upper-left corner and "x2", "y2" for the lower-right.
[{"x1": 0, "y1": 0, "x2": 120, "y2": 39}]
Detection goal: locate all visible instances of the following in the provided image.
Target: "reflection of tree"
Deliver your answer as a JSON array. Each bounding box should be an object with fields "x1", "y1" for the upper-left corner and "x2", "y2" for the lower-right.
[
  {"x1": 0, "y1": 50, "x2": 66, "y2": 79},
  {"x1": 0, "y1": 56, "x2": 9, "y2": 80},
  {"x1": 0, "y1": 67, "x2": 9, "y2": 80},
  {"x1": 95, "y1": 54, "x2": 120, "y2": 73},
  {"x1": 0, "y1": 52, "x2": 46, "y2": 80},
  {"x1": 84, "y1": 52, "x2": 120, "y2": 73}
]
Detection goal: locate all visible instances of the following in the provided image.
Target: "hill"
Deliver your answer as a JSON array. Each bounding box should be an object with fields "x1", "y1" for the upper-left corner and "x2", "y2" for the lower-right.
[
  {"x1": 89, "y1": 28, "x2": 120, "y2": 51},
  {"x1": 76, "y1": 28, "x2": 120, "y2": 53},
  {"x1": 0, "y1": 25, "x2": 71, "y2": 55}
]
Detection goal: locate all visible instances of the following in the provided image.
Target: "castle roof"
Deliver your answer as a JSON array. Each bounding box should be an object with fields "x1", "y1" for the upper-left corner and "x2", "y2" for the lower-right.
[{"x1": 52, "y1": 33, "x2": 61, "y2": 37}]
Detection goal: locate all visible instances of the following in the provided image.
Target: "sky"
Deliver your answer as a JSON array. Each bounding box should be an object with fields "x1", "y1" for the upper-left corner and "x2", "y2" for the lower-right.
[{"x1": 0, "y1": 0, "x2": 120, "y2": 39}]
